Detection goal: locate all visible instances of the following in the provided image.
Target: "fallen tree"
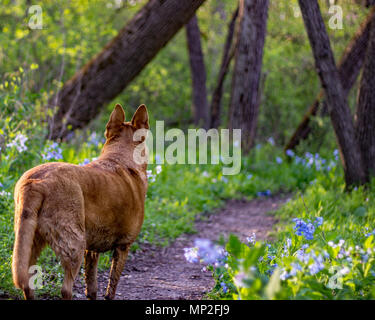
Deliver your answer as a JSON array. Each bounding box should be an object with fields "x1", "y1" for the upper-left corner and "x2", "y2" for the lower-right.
[{"x1": 47, "y1": 0, "x2": 206, "y2": 140}]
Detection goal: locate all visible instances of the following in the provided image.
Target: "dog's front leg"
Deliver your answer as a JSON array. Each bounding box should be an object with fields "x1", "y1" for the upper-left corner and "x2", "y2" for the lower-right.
[
  {"x1": 84, "y1": 250, "x2": 100, "y2": 300},
  {"x1": 104, "y1": 244, "x2": 130, "y2": 300}
]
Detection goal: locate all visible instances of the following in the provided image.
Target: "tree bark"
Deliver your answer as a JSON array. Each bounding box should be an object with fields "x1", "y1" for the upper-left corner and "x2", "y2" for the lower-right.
[
  {"x1": 298, "y1": 0, "x2": 366, "y2": 186},
  {"x1": 186, "y1": 15, "x2": 209, "y2": 129},
  {"x1": 355, "y1": 12, "x2": 375, "y2": 179},
  {"x1": 47, "y1": 0, "x2": 207, "y2": 140},
  {"x1": 355, "y1": 0, "x2": 375, "y2": 7},
  {"x1": 284, "y1": 7, "x2": 375, "y2": 152},
  {"x1": 209, "y1": 7, "x2": 239, "y2": 129},
  {"x1": 229, "y1": 0, "x2": 269, "y2": 153}
]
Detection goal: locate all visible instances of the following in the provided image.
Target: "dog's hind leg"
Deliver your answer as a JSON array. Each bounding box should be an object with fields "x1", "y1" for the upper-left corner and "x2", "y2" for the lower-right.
[
  {"x1": 37, "y1": 183, "x2": 86, "y2": 300},
  {"x1": 84, "y1": 250, "x2": 100, "y2": 300},
  {"x1": 104, "y1": 244, "x2": 130, "y2": 300},
  {"x1": 60, "y1": 248, "x2": 84, "y2": 300}
]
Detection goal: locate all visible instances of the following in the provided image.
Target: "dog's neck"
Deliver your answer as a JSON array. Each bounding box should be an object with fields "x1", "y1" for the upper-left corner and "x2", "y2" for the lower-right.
[{"x1": 98, "y1": 140, "x2": 148, "y2": 176}]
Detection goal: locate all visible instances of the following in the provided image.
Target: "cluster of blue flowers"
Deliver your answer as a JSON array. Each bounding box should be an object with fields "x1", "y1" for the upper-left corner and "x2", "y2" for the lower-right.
[
  {"x1": 365, "y1": 228, "x2": 375, "y2": 238},
  {"x1": 292, "y1": 217, "x2": 323, "y2": 240},
  {"x1": 184, "y1": 238, "x2": 227, "y2": 267},
  {"x1": 6, "y1": 133, "x2": 28, "y2": 153},
  {"x1": 284, "y1": 149, "x2": 337, "y2": 172},
  {"x1": 87, "y1": 132, "x2": 105, "y2": 147},
  {"x1": 246, "y1": 233, "x2": 256, "y2": 245},
  {"x1": 42, "y1": 142, "x2": 63, "y2": 161},
  {"x1": 257, "y1": 190, "x2": 272, "y2": 197},
  {"x1": 146, "y1": 165, "x2": 162, "y2": 183}
]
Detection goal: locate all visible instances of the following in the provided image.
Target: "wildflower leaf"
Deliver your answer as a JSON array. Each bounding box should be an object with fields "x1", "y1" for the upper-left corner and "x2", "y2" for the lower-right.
[
  {"x1": 354, "y1": 206, "x2": 366, "y2": 217},
  {"x1": 265, "y1": 268, "x2": 281, "y2": 299},
  {"x1": 364, "y1": 235, "x2": 374, "y2": 250}
]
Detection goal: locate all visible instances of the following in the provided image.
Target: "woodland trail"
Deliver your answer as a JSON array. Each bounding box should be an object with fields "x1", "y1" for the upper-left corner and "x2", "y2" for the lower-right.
[{"x1": 73, "y1": 195, "x2": 290, "y2": 300}]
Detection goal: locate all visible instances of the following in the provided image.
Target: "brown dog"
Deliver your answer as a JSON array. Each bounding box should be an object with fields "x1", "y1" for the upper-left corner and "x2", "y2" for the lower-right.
[{"x1": 12, "y1": 104, "x2": 149, "y2": 300}]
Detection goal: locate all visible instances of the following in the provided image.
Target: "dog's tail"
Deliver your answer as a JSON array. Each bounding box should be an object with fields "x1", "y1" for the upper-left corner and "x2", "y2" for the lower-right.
[{"x1": 12, "y1": 185, "x2": 43, "y2": 296}]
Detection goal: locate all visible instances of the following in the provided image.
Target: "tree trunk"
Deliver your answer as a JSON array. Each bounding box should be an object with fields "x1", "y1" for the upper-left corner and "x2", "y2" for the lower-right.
[
  {"x1": 298, "y1": 0, "x2": 366, "y2": 186},
  {"x1": 186, "y1": 15, "x2": 209, "y2": 129},
  {"x1": 229, "y1": 0, "x2": 269, "y2": 153},
  {"x1": 355, "y1": 0, "x2": 375, "y2": 6},
  {"x1": 284, "y1": 7, "x2": 375, "y2": 152},
  {"x1": 209, "y1": 7, "x2": 239, "y2": 129},
  {"x1": 47, "y1": 0, "x2": 207, "y2": 140},
  {"x1": 355, "y1": 12, "x2": 375, "y2": 179}
]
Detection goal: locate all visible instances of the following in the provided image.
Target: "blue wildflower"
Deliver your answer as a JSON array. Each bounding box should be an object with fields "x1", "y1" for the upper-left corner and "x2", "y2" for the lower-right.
[
  {"x1": 79, "y1": 158, "x2": 91, "y2": 166},
  {"x1": 286, "y1": 149, "x2": 295, "y2": 157},
  {"x1": 42, "y1": 142, "x2": 63, "y2": 161},
  {"x1": 184, "y1": 239, "x2": 226, "y2": 266},
  {"x1": 220, "y1": 282, "x2": 228, "y2": 294},
  {"x1": 257, "y1": 190, "x2": 272, "y2": 197},
  {"x1": 184, "y1": 247, "x2": 199, "y2": 263},
  {"x1": 246, "y1": 233, "x2": 256, "y2": 245},
  {"x1": 314, "y1": 217, "x2": 323, "y2": 227}
]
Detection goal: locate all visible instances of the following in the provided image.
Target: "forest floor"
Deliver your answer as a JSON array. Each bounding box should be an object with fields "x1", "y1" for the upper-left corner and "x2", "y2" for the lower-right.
[{"x1": 73, "y1": 195, "x2": 290, "y2": 300}]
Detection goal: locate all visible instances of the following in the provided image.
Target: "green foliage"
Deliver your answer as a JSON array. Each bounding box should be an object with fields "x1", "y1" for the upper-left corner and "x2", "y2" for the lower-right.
[{"x1": 211, "y1": 172, "x2": 375, "y2": 300}]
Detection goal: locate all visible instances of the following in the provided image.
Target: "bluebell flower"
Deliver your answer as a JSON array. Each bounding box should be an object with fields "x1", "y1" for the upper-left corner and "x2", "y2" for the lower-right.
[
  {"x1": 42, "y1": 141, "x2": 63, "y2": 161},
  {"x1": 246, "y1": 233, "x2": 256, "y2": 245},
  {"x1": 257, "y1": 190, "x2": 272, "y2": 197},
  {"x1": 286, "y1": 149, "x2": 295, "y2": 157},
  {"x1": 267, "y1": 137, "x2": 275, "y2": 146},
  {"x1": 220, "y1": 282, "x2": 228, "y2": 294},
  {"x1": 184, "y1": 239, "x2": 226, "y2": 266},
  {"x1": 293, "y1": 218, "x2": 322, "y2": 241},
  {"x1": 79, "y1": 158, "x2": 90, "y2": 166},
  {"x1": 87, "y1": 132, "x2": 102, "y2": 146},
  {"x1": 333, "y1": 149, "x2": 339, "y2": 161},
  {"x1": 308, "y1": 254, "x2": 324, "y2": 275},
  {"x1": 276, "y1": 156, "x2": 283, "y2": 164},
  {"x1": 221, "y1": 176, "x2": 228, "y2": 183},
  {"x1": 314, "y1": 217, "x2": 323, "y2": 227},
  {"x1": 184, "y1": 247, "x2": 199, "y2": 263},
  {"x1": 155, "y1": 154, "x2": 162, "y2": 164},
  {"x1": 7, "y1": 133, "x2": 28, "y2": 152},
  {"x1": 365, "y1": 229, "x2": 375, "y2": 237}
]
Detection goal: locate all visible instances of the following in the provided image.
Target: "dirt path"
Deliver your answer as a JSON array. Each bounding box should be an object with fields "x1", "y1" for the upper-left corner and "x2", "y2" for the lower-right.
[{"x1": 73, "y1": 195, "x2": 290, "y2": 300}]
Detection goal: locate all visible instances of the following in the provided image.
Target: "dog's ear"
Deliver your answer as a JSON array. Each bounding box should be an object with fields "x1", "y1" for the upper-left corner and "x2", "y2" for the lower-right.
[
  {"x1": 131, "y1": 104, "x2": 149, "y2": 130},
  {"x1": 105, "y1": 104, "x2": 125, "y2": 139}
]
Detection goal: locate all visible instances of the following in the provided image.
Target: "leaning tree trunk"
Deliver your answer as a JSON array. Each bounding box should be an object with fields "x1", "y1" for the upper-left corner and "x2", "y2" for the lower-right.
[
  {"x1": 284, "y1": 7, "x2": 375, "y2": 152},
  {"x1": 47, "y1": 0, "x2": 207, "y2": 140},
  {"x1": 210, "y1": 6, "x2": 239, "y2": 129},
  {"x1": 186, "y1": 15, "x2": 209, "y2": 129},
  {"x1": 229, "y1": 0, "x2": 269, "y2": 153},
  {"x1": 298, "y1": 0, "x2": 366, "y2": 186},
  {"x1": 355, "y1": 12, "x2": 375, "y2": 179}
]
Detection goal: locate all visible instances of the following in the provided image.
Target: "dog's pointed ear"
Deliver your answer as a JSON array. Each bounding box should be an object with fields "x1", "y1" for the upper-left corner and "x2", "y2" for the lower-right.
[
  {"x1": 105, "y1": 104, "x2": 125, "y2": 139},
  {"x1": 131, "y1": 104, "x2": 149, "y2": 130}
]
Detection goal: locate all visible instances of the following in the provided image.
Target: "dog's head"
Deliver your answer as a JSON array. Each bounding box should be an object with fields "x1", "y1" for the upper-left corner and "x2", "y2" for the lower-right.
[{"x1": 103, "y1": 104, "x2": 149, "y2": 166}]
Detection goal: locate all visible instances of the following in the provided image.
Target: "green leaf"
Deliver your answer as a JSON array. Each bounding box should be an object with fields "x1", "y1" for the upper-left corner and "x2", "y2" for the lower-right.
[{"x1": 354, "y1": 206, "x2": 366, "y2": 217}]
